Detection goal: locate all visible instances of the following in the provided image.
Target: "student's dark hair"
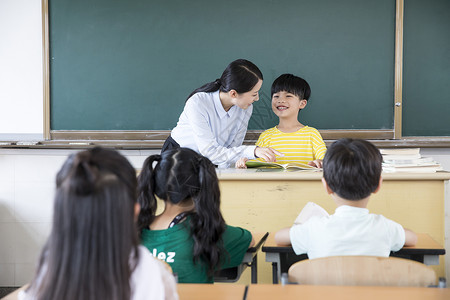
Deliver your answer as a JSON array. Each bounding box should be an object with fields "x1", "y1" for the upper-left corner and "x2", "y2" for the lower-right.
[
  {"x1": 323, "y1": 138, "x2": 382, "y2": 200},
  {"x1": 28, "y1": 147, "x2": 139, "y2": 300},
  {"x1": 137, "y1": 147, "x2": 226, "y2": 277},
  {"x1": 271, "y1": 73, "x2": 311, "y2": 100},
  {"x1": 186, "y1": 59, "x2": 263, "y2": 101}
]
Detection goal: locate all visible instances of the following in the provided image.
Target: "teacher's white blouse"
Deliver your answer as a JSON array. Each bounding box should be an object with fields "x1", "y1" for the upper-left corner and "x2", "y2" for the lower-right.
[{"x1": 171, "y1": 91, "x2": 256, "y2": 168}]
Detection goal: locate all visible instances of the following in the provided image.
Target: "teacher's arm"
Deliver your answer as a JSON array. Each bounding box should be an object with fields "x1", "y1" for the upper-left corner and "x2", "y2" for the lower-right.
[
  {"x1": 233, "y1": 119, "x2": 281, "y2": 164},
  {"x1": 184, "y1": 101, "x2": 255, "y2": 167}
]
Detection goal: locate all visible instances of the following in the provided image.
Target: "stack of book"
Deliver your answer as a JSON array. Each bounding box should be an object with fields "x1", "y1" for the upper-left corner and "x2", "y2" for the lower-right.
[{"x1": 380, "y1": 148, "x2": 443, "y2": 173}]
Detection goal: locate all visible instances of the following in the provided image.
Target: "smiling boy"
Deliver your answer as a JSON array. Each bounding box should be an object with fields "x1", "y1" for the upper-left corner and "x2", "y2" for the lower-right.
[{"x1": 236, "y1": 74, "x2": 326, "y2": 168}]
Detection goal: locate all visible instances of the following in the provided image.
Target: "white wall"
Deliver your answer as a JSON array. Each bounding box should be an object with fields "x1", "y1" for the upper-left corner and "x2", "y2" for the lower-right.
[
  {"x1": 0, "y1": 149, "x2": 159, "y2": 286},
  {"x1": 0, "y1": 0, "x2": 43, "y2": 141},
  {"x1": 422, "y1": 148, "x2": 450, "y2": 171}
]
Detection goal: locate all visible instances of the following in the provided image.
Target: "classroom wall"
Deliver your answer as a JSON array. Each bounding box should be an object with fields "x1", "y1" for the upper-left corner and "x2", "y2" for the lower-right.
[
  {"x1": 0, "y1": 0, "x2": 43, "y2": 141},
  {"x1": 0, "y1": 149, "x2": 159, "y2": 286}
]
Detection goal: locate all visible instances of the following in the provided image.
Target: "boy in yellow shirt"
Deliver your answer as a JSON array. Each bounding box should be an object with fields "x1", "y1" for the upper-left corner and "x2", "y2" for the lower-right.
[{"x1": 236, "y1": 74, "x2": 326, "y2": 168}]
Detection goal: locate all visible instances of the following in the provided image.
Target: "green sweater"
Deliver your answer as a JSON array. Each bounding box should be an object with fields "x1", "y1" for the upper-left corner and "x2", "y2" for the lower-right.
[{"x1": 141, "y1": 217, "x2": 252, "y2": 283}]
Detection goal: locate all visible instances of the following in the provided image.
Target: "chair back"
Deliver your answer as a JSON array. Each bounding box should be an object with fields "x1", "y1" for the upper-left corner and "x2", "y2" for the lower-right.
[{"x1": 288, "y1": 256, "x2": 437, "y2": 287}]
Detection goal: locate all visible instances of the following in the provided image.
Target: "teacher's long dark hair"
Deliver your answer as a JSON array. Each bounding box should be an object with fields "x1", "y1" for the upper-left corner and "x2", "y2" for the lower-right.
[
  {"x1": 27, "y1": 147, "x2": 139, "y2": 300},
  {"x1": 137, "y1": 148, "x2": 226, "y2": 277},
  {"x1": 186, "y1": 58, "x2": 263, "y2": 101}
]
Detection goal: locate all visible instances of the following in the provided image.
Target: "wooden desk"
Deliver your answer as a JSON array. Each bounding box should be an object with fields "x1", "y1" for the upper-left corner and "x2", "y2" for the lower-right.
[
  {"x1": 392, "y1": 233, "x2": 446, "y2": 265},
  {"x1": 2, "y1": 284, "x2": 246, "y2": 300},
  {"x1": 246, "y1": 284, "x2": 450, "y2": 300},
  {"x1": 215, "y1": 232, "x2": 268, "y2": 283},
  {"x1": 217, "y1": 169, "x2": 450, "y2": 282},
  {"x1": 262, "y1": 233, "x2": 445, "y2": 284},
  {"x1": 178, "y1": 284, "x2": 245, "y2": 300}
]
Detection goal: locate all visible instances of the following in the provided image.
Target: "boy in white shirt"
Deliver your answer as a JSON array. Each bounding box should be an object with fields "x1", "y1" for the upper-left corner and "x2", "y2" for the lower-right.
[{"x1": 275, "y1": 138, "x2": 417, "y2": 259}]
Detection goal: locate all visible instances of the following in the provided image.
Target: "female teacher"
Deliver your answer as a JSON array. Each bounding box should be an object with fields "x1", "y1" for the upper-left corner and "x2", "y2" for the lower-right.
[{"x1": 162, "y1": 59, "x2": 280, "y2": 168}]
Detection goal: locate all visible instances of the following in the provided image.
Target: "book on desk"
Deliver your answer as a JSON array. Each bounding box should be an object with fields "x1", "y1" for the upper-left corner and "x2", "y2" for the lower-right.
[
  {"x1": 245, "y1": 161, "x2": 320, "y2": 171},
  {"x1": 380, "y1": 148, "x2": 444, "y2": 173}
]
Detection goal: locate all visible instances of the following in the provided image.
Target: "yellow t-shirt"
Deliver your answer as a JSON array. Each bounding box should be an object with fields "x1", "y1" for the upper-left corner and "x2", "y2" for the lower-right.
[{"x1": 255, "y1": 126, "x2": 326, "y2": 165}]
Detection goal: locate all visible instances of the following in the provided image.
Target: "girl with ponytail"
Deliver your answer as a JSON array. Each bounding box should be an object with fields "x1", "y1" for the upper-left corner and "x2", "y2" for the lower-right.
[
  {"x1": 22, "y1": 147, "x2": 178, "y2": 300},
  {"x1": 163, "y1": 59, "x2": 281, "y2": 168},
  {"x1": 138, "y1": 147, "x2": 254, "y2": 283}
]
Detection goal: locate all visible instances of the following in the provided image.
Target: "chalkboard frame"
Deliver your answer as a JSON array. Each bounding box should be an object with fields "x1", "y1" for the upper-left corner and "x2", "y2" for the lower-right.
[{"x1": 39, "y1": 0, "x2": 449, "y2": 147}]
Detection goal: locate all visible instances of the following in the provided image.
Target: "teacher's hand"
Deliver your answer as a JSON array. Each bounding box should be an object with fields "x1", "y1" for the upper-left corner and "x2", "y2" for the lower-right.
[
  {"x1": 235, "y1": 157, "x2": 249, "y2": 169},
  {"x1": 308, "y1": 159, "x2": 323, "y2": 168},
  {"x1": 254, "y1": 147, "x2": 283, "y2": 162}
]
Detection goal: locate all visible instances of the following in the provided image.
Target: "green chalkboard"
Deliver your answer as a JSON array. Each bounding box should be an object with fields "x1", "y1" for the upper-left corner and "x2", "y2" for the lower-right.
[
  {"x1": 49, "y1": 0, "x2": 395, "y2": 131},
  {"x1": 403, "y1": 0, "x2": 450, "y2": 136}
]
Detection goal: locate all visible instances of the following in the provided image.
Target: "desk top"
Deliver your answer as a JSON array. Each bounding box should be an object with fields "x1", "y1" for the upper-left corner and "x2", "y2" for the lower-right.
[
  {"x1": 178, "y1": 284, "x2": 245, "y2": 300},
  {"x1": 262, "y1": 233, "x2": 445, "y2": 254},
  {"x1": 248, "y1": 232, "x2": 269, "y2": 253},
  {"x1": 1, "y1": 284, "x2": 246, "y2": 300},
  {"x1": 216, "y1": 169, "x2": 450, "y2": 181},
  {"x1": 246, "y1": 284, "x2": 450, "y2": 300},
  {"x1": 401, "y1": 233, "x2": 446, "y2": 254},
  {"x1": 6, "y1": 284, "x2": 447, "y2": 300}
]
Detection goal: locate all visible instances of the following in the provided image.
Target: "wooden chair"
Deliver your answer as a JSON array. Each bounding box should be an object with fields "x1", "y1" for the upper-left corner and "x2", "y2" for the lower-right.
[{"x1": 288, "y1": 256, "x2": 437, "y2": 287}]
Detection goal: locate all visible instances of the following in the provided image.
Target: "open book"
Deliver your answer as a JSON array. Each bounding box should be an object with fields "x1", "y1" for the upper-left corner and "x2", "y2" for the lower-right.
[
  {"x1": 294, "y1": 202, "x2": 329, "y2": 225},
  {"x1": 245, "y1": 161, "x2": 320, "y2": 170}
]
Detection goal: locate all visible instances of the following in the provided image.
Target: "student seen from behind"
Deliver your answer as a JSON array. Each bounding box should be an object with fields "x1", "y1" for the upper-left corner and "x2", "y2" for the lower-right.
[
  {"x1": 21, "y1": 147, "x2": 177, "y2": 300},
  {"x1": 236, "y1": 73, "x2": 326, "y2": 168},
  {"x1": 138, "y1": 147, "x2": 254, "y2": 283},
  {"x1": 275, "y1": 138, "x2": 417, "y2": 259}
]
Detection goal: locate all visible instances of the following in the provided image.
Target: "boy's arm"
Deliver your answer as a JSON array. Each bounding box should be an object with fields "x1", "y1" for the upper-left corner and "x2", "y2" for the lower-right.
[
  {"x1": 311, "y1": 129, "x2": 327, "y2": 159},
  {"x1": 404, "y1": 228, "x2": 418, "y2": 246},
  {"x1": 274, "y1": 227, "x2": 292, "y2": 246}
]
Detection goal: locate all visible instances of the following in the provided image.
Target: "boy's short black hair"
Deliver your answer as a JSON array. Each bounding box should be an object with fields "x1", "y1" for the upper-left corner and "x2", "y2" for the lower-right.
[
  {"x1": 271, "y1": 73, "x2": 311, "y2": 100},
  {"x1": 323, "y1": 138, "x2": 382, "y2": 201}
]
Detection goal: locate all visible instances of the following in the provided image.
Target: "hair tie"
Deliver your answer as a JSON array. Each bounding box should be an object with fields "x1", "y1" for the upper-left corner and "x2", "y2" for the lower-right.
[
  {"x1": 215, "y1": 78, "x2": 221, "y2": 86},
  {"x1": 70, "y1": 155, "x2": 98, "y2": 195},
  {"x1": 151, "y1": 155, "x2": 162, "y2": 166},
  {"x1": 197, "y1": 156, "x2": 207, "y2": 165}
]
